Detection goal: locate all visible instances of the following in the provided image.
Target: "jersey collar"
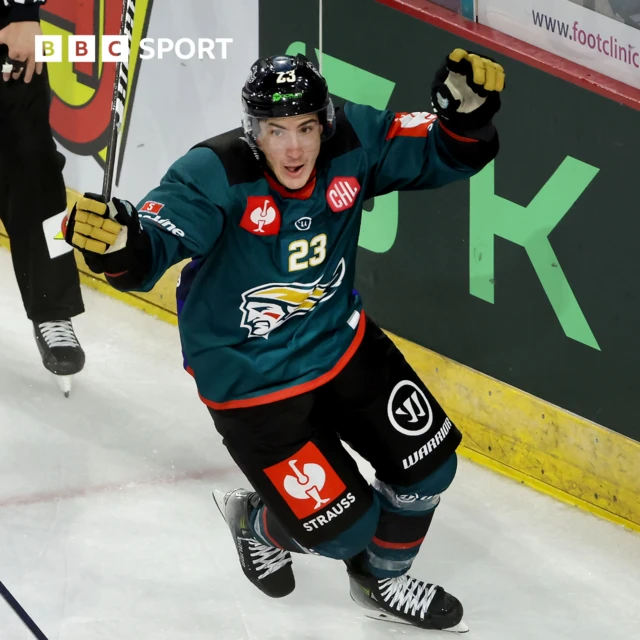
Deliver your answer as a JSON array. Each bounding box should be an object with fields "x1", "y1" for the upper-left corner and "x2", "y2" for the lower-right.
[{"x1": 264, "y1": 167, "x2": 317, "y2": 200}]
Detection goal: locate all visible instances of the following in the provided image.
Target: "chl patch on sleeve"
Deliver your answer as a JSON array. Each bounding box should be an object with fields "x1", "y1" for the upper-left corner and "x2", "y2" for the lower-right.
[{"x1": 43, "y1": 210, "x2": 74, "y2": 259}]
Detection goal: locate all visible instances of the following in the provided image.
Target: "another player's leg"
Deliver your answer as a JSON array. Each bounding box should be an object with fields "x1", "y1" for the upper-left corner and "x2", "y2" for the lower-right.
[
  {"x1": 325, "y1": 317, "x2": 467, "y2": 632},
  {"x1": 208, "y1": 391, "x2": 380, "y2": 598},
  {"x1": 0, "y1": 63, "x2": 85, "y2": 395}
]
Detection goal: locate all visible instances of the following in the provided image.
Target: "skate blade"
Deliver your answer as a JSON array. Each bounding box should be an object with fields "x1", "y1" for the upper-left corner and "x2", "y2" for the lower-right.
[
  {"x1": 445, "y1": 620, "x2": 469, "y2": 633},
  {"x1": 212, "y1": 490, "x2": 228, "y2": 522},
  {"x1": 55, "y1": 375, "x2": 73, "y2": 398},
  {"x1": 362, "y1": 609, "x2": 469, "y2": 633}
]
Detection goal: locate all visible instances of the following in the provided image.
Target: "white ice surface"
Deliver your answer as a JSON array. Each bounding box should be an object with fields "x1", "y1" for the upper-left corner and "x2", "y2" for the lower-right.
[{"x1": 0, "y1": 247, "x2": 639, "y2": 640}]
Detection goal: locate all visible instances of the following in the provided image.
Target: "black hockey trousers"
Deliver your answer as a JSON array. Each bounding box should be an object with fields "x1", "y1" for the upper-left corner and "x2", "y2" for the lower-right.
[
  {"x1": 0, "y1": 49, "x2": 84, "y2": 323},
  {"x1": 209, "y1": 316, "x2": 462, "y2": 577}
]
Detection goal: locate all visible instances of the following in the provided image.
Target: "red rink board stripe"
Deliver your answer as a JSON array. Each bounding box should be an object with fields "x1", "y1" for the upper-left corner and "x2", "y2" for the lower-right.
[{"x1": 376, "y1": 0, "x2": 640, "y2": 111}]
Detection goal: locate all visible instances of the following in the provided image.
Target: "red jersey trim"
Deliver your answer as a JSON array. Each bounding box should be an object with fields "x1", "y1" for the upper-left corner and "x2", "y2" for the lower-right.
[
  {"x1": 191, "y1": 311, "x2": 367, "y2": 410},
  {"x1": 376, "y1": 0, "x2": 640, "y2": 112},
  {"x1": 265, "y1": 169, "x2": 317, "y2": 200},
  {"x1": 438, "y1": 121, "x2": 479, "y2": 143}
]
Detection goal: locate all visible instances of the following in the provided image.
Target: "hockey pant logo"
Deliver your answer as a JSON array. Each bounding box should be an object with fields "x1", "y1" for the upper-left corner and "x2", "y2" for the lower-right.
[
  {"x1": 263, "y1": 442, "x2": 356, "y2": 531},
  {"x1": 387, "y1": 380, "x2": 434, "y2": 436},
  {"x1": 403, "y1": 418, "x2": 454, "y2": 470},
  {"x1": 387, "y1": 380, "x2": 456, "y2": 469}
]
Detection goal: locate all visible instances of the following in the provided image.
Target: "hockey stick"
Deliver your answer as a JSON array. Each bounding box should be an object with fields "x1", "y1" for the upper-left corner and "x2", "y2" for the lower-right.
[
  {"x1": 318, "y1": 0, "x2": 323, "y2": 73},
  {"x1": 0, "y1": 581, "x2": 49, "y2": 640},
  {"x1": 102, "y1": 0, "x2": 136, "y2": 202}
]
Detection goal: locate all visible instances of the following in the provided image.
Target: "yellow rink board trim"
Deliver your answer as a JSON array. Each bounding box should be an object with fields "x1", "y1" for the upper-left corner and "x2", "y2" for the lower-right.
[
  {"x1": 1, "y1": 189, "x2": 638, "y2": 534},
  {"x1": 388, "y1": 332, "x2": 640, "y2": 534}
]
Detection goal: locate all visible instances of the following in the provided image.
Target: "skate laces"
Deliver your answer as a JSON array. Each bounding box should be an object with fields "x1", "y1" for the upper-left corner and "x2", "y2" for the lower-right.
[
  {"x1": 247, "y1": 539, "x2": 291, "y2": 580},
  {"x1": 378, "y1": 575, "x2": 439, "y2": 620},
  {"x1": 38, "y1": 320, "x2": 79, "y2": 349}
]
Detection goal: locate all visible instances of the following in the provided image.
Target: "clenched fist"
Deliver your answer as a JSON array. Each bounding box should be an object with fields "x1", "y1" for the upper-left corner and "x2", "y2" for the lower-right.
[
  {"x1": 64, "y1": 193, "x2": 146, "y2": 276},
  {"x1": 67, "y1": 196, "x2": 123, "y2": 254},
  {"x1": 431, "y1": 48, "x2": 505, "y2": 135}
]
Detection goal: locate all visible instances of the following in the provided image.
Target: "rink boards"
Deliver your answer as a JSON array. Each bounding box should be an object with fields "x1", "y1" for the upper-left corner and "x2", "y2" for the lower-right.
[
  {"x1": 2, "y1": 184, "x2": 638, "y2": 535},
  {"x1": 2, "y1": 0, "x2": 639, "y2": 533}
]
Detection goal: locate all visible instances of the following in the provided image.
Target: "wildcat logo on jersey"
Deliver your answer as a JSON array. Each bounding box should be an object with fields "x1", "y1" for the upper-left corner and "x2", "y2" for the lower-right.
[
  {"x1": 386, "y1": 111, "x2": 437, "y2": 140},
  {"x1": 239, "y1": 258, "x2": 346, "y2": 338}
]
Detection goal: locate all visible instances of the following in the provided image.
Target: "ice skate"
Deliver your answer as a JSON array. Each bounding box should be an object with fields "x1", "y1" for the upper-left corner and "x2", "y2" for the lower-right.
[
  {"x1": 213, "y1": 489, "x2": 295, "y2": 598},
  {"x1": 345, "y1": 552, "x2": 468, "y2": 633},
  {"x1": 33, "y1": 319, "x2": 85, "y2": 397}
]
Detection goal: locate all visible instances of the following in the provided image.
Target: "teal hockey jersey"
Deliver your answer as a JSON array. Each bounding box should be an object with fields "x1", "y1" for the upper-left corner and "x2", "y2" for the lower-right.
[{"x1": 110, "y1": 103, "x2": 498, "y2": 409}]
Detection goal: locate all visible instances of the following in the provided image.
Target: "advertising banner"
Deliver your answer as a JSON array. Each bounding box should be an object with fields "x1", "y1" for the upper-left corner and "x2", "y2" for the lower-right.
[{"x1": 478, "y1": 0, "x2": 640, "y2": 89}]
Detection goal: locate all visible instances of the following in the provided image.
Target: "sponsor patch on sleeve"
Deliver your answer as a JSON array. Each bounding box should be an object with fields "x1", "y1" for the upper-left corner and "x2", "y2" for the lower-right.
[
  {"x1": 140, "y1": 201, "x2": 165, "y2": 214},
  {"x1": 385, "y1": 111, "x2": 437, "y2": 140}
]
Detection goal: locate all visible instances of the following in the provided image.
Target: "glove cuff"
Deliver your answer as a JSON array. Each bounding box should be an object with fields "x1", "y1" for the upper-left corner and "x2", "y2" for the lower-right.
[
  {"x1": 436, "y1": 119, "x2": 500, "y2": 170},
  {"x1": 437, "y1": 113, "x2": 498, "y2": 142},
  {"x1": 105, "y1": 229, "x2": 153, "y2": 291}
]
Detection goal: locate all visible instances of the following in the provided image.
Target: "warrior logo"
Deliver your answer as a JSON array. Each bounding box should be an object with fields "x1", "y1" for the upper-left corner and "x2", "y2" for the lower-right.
[
  {"x1": 387, "y1": 380, "x2": 434, "y2": 437},
  {"x1": 41, "y1": 0, "x2": 153, "y2": 177},
  {"x1": 239, "y1": 258, "x2": 346, "y2": 338},
  {"x1": 294, "y1": 217, "x2": 312, "y2": 231}
]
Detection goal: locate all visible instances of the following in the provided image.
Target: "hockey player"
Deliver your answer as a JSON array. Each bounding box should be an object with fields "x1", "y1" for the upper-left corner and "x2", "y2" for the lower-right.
[
  {"x1": 63, "y1": 50, "x2": 505, "y2": 631},
  {"x1": 0, "y1": 0, "x2": 85, "y2": 397}
]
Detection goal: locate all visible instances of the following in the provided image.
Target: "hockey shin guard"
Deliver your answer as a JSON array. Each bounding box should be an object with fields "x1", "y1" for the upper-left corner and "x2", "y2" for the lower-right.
[{"x1": 364, "y1": 453, "x2": 458, "y2": 578}]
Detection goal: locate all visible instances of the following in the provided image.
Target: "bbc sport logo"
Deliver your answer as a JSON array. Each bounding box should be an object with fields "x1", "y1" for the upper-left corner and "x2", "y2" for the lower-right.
[{"x1": 35, "y1": 36, "x2": 234, "y2": 62}]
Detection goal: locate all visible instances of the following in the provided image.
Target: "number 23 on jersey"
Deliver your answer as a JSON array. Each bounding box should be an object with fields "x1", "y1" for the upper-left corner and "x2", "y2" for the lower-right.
[{"x1": 288, "y1": 234, "x2": 327, "y2": 272}]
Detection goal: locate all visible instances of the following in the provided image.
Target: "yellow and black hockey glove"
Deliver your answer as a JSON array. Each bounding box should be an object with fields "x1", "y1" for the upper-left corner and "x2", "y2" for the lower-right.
[
  {"x1": 431, "y1": 48, "x2": 505, "y2": 135},
  {"x1": 63, "y1": 193, "x2": 148, "y2": 276}
]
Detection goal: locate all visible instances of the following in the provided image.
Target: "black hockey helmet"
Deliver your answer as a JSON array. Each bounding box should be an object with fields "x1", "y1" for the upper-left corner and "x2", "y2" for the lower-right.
[{"x1": 241, "y1": 53, "x2": 335, "y2": 145}]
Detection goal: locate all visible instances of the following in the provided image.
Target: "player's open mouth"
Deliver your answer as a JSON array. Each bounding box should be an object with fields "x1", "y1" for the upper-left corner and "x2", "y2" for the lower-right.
[{"x1": 284, "y1": 164, "x2": 304, "y2": 176}]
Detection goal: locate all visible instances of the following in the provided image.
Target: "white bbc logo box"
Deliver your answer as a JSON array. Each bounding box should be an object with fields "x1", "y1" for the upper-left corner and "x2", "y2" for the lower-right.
[
  {"x1": 34, "y1": 35, "x2": 234, "y2": 62},
  {"x1": 35, "y1": 35, "x2": 128, "y2": 62}
]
